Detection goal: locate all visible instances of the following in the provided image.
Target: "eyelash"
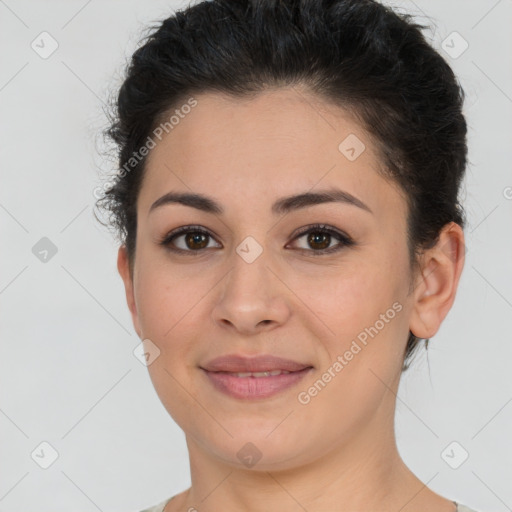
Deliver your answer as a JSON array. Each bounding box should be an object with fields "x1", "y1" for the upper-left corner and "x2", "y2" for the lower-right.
[{"x1": 159, "y1": 223, "x2": 355, "y2": 257}]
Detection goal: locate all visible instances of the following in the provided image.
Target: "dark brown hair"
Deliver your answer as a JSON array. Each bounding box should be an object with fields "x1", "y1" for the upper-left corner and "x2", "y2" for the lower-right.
[{"x1": 96, "y1": 0, "x2": 467, "y2": 371}]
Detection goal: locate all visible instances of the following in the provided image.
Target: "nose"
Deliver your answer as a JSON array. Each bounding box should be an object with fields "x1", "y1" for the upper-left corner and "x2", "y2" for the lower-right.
[{"x1": 211, "y1": 248, "x2": 291, "y2": 335}]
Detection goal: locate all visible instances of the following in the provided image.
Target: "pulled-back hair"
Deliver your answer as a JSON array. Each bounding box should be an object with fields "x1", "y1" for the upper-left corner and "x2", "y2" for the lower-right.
[{"x1": 96, "y1": 0, "x2": 468, "y2": 371}]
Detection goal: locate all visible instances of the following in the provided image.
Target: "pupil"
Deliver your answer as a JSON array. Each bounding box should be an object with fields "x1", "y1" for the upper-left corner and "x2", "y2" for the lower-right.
[
  {"x1": 187, "y1": 232, "x2": 208, "y2": 250},
  {"x1": 183, "y1": 231, "x2": 332, "y2": 251},
  {"x1": 309, "y1": 232, "x2": 330, "y2": 250}
]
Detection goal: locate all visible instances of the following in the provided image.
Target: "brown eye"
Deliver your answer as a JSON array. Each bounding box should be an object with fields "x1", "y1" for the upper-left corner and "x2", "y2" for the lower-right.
[
  {"x1": 306, "y1": 231, "x2": 332, "y2": 251},
  {"x1": 183, "y1": 232, "x2": 209, "y2": 250},
  {"x1": 289, "y1": 224, "x2": 355, "y2": 256},
  {"x1": 160, "y1": 226, "x2": 221, "y2": 253}
]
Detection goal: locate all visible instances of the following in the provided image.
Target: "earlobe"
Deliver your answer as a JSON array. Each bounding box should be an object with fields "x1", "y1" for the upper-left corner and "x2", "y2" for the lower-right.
[
  {"x1": 408, "y1": 222, "x2": 465, "y2": 340},
  {"x1": 117, "y1": 245, "x2": 142, "y2": 338}
]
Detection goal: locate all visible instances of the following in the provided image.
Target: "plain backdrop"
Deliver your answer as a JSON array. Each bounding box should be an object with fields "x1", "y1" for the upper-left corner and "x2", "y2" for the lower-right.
[{"x1": 1, "y1": 1, "x2": 511, "y2": 511}]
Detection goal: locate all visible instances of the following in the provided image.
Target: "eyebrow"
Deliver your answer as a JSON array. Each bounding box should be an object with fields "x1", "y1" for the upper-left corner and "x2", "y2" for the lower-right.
[{"x1": 148, "y1": 188, "x2": 373, "y2": 216}]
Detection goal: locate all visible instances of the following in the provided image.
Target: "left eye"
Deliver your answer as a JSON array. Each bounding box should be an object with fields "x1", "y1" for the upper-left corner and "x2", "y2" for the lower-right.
[{"x1": 287, "y1": 225, "x2": 354, "y2": 255}]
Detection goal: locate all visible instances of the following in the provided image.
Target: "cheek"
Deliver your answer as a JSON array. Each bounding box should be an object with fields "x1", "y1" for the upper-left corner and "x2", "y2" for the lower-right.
[
  {"x1": 296, "y1": 267, "x2": 407, "y2": 435},
  {"x1": 134, "y1": 263, "x2": 204, "y2": 424},
  {"x1": 315, "y1": 264, "x2": 391, "y2": 324},
  {"x1": 310, "y1": 255, "x2": 408, "y2": 364},
  {"x1": 134, "y1": 273, "x2": 172, "y2": 341},
  {"x1": 133, "y1": 256, "x2": 213, "y2": 386},
  {"x1": 134, "y1": 254, "x2": 203, "y2": 341}
]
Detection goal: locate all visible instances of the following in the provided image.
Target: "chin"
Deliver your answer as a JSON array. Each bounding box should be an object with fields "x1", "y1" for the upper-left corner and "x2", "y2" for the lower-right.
[{"x1": 199, "y1": 428, "x2": 309, "y2": 471}]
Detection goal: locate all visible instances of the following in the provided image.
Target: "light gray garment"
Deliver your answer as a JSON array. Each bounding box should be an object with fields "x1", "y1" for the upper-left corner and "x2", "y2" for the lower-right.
[{"x1": 139, "y1": 496, "x2": 482, "y2": 512}]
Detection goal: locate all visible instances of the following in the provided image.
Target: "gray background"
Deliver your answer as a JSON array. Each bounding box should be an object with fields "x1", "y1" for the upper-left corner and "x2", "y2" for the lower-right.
[{"x1": 1, "y1": 0, "x2": 511, "y2": 511}]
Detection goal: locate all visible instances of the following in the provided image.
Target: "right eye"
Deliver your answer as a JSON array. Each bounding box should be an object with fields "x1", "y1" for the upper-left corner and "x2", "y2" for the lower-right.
[{"x1": 159, "y1": 225, "x2": 222, "y2": 254}]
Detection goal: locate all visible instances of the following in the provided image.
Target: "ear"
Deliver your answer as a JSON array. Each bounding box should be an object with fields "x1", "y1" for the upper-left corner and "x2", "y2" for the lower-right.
[
  {"x1": 409, "y1": 222, "x2": 465, "y2": 339},
  {"x1": 117, "y1": 245, "x2": 142, "y2": 338}
]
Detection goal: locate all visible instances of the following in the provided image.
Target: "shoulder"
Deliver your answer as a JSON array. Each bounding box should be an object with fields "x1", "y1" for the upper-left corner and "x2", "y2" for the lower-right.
[
  {"x1": 137, "y1": 497, "x2": 483, "y2": 512},
  {"x1": 138, "y1": 496, "x2": 175, "y2": 512},
  {"x1": 457, "y1": 503, "x2": 483, "y2": 512}
]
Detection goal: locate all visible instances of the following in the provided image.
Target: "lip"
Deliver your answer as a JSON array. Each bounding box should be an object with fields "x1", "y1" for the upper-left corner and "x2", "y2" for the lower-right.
[
  {"x1": 200, "y1": 354, "x2": 313, "y2": 400},
  {"x1": 201, "y1": 354, "x2": 311, "y2": 373}
]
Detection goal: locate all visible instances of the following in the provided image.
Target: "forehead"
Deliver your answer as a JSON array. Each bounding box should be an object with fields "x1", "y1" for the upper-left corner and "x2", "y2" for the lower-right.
[{"x1": 139, "y1": 87, "x2": 406, "y2": 222}]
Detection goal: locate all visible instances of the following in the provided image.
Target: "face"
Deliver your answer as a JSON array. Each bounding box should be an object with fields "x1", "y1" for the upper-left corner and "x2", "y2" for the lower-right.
[{"x1": 119, "y1": 86, "x2": 423, "y2": 470}]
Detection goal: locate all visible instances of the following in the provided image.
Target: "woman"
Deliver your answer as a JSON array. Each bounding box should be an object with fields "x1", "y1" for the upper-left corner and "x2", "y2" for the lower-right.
[{"x1": 96, "y1": 0, "x2": 479, "y2": 510}]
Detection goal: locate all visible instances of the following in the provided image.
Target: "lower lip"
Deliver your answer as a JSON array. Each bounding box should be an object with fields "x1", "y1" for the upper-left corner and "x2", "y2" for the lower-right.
[{"x1": 202, "y1": 368, "x2": 313, "y2": 400}]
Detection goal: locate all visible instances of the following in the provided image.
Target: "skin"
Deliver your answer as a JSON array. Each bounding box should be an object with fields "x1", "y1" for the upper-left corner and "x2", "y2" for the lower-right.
[{"x1": 117, "y1": 86, "x2": 465, "y2": 512}]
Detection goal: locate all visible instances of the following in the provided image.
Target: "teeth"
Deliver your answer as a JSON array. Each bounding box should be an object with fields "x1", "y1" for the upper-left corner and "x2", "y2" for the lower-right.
[{"x1": 232, "y1": 370, "x2": 291, "y2": 378}]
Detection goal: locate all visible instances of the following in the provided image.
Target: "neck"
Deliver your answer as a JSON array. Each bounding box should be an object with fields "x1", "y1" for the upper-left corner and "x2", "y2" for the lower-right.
[{"x1": 177, "y1": 397, "x2": 436, "y2": 512}]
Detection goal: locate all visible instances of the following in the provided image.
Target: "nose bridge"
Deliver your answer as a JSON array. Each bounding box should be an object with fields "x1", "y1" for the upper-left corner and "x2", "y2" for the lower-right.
[
  {"x1": 212, "y1": 234, "x2": 290, "y2": 332},
  {"x1": 227, "y1": 234, "x2": 272, "y2": 300}
]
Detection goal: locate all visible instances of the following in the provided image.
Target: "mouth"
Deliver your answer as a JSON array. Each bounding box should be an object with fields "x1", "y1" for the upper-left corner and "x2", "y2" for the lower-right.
[
  {"x1": 200, "y1": 354, "x2": 314, "y2": 400},
  {"x1": 218, "y1": 369, "x2": 294, "y2": 378}
]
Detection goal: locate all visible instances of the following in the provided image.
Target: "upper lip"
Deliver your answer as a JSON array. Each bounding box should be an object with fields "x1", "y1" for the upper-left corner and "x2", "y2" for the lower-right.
[{"x1": 201, "y1": 354, "x2": 312, "y2": 373}]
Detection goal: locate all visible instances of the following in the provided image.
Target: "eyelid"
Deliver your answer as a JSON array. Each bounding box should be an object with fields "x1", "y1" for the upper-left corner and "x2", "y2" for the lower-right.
[
  {"x1": 159, "y1": 225, "x2": 221, "y2": 252},
  {"x1": 159, "y1": 223, "x2": 354, "y2": 255},
  {"x1": 287, "y1": 223, "x2": 354, "y2": 254},
  {"x1": 290, "y1": 223, "x2": 351, "y2": 241}
]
